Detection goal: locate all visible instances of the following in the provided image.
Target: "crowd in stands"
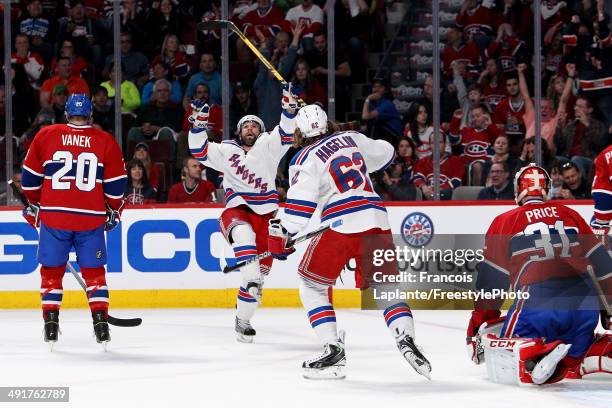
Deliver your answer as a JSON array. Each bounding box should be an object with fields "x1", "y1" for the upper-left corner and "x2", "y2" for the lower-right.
[{"x1": 1, "y1": 0, "x2": 610, "y2": 205}]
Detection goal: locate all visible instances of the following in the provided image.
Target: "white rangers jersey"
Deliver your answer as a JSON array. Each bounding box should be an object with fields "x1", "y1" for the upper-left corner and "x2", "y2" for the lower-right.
[
  {"x1": 188, "y1": 111, "x2": 296, "y2": 214},
  {"x1": 279, "y1": 131, "x2": 395, "y2": 234}
]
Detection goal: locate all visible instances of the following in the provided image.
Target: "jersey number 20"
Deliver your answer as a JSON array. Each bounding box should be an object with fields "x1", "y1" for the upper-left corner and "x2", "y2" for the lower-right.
[
  {"x1": 329, "y1": 152, "x2": 373, "y2": 193},
  {"x1": 51, "y1": 151, "x2": 98, "y2": 192}
]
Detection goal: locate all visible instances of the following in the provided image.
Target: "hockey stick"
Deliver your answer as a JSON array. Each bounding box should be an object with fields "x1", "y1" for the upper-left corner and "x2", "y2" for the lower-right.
[
  {"x1": 197, "y1": 20, "x2": 306, "y2": 107},
  {"x1": 222, "y1": 220, "x2": 341, "y2": 274},
  {"x1": 587, "y1": 265, "x2": 611, "y2": 329},
  {"x1": 8, "y1": 180, "x2": 142, "y2": 328}
]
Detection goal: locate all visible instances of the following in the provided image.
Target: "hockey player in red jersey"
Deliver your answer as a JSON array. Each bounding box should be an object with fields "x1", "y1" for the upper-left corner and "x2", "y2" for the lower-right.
[
  {"x1": 21, "y1": 94, "x2": 127, "y2": 349},
  {"x1": 591, "y1": 145, "x2": 612, "y2": 242},
  {"x1": 467, "y1": 164, "x2": 611, "y2": 385},
  {"x1": 267, "y1": 105, "x2": 432, "y2": 380}
]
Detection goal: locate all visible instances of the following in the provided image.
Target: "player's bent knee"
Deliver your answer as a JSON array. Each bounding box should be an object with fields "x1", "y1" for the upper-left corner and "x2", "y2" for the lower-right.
[{"x1": 229, "y1": 223, "x2": 256, "y2": 245}]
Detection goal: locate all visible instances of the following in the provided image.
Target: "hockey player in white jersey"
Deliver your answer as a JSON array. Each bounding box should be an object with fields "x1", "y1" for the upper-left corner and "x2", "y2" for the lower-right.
[
  {"x1": 267, "y1": 104, "x2": 432, "y2": 379},
  {"x1": 188, "y1": 85, "x2": 299, "y2": 342}
]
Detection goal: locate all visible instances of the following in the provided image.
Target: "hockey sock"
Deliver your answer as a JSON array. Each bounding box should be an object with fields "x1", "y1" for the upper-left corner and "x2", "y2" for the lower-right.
[
  {"x1": 231, "y1": 224, "x2": 262, "y2": 322},
  {"x1": 81, "y1": 267, "x2": 109, "y2": 317},
  {"x1": 376, "y1": 294, "x2": 415, "y2": 339},
  {"x1": 300, "y1": 279, "x2": 338, "y2": 345},
  {"x1": 40, "y1": 265, "x2": 66, "y2": 318}
]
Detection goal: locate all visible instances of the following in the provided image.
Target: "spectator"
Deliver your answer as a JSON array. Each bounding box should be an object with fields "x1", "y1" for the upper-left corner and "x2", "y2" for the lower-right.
[
  {"x1": 18, "y1": 0, "x2": 54, "y2": 63},
  {"x1": 50, "y1": 39, "x2": 89, "y2": 79},
  {"x1": 449, "y1": 103, "x2": 500, "y2": 164},
  {"x1": 124, "y1": 158, "x2": 157, "y2": 205},
  {"x1": 547, "y1": 161, "x2": 564, "y2": 199},
  {"x1": 441, "y1": 25, "x2": 481, "y2": 79},
  {"x1": 239, "y1": 0, "x2": 288, "y2": 43},
  {"x1": 229, "y1": 81, "x2": 258, "y2": 135},
  {"x1": 254, "y1": 24, "x2": 303, "y2": 130},
  {"x1": 514, "y1": 136, "x2": 554, "y2": 173},
  {"x1": 57, "y1": 0, "x2": 108, "y2": 70},
  {"x1": 328, "y1": 0, "x2": 370, "y2": 73},
  {"x1": 38, "y1": 84, "x2": 70, "y2": 125},
  {"x1": 413, "y1": 132, "x2": 465, "y2": 200},
  {"x1": 547, "y1": 72, "x2": 576, "y2": 118},
  {"x1": 181, "y1": 84, "x2": 222, "y2": 138},
  {"x1": 141, "y1": 61, "x2": 182, "y2": 106},
  {"x1": 132, "y1": 142, "x2": 160, "y2": 192},
  {"x1": 492, "y1": 74, "x2": 526, "y2": 143},
  {"x1": 17, "y1": 110, "x2": 55, "y2": 161},
  {"x1": 379, "y1": 137, "x2": 418, "y2": 201},
  {"x1": 414, "y1": 75, "x2": 458, "y2": 123},
  {"x1": 100, "y1": 62, "x2": 141, "y2": 114},
  {"x1": 559, "y1": 161, "x2": 591, "y2": 199},
  {"x1": 184, "y1": 53, "x2": 222, "y2": 108},
  {"x1": 404, "y1": 103, "x2": 434, "y2": 159},
  {"x1": 485, "y1": 23, "x2": 525, "y2": 73},
  {"x1": 167, "y1": 157, "x2": 215, "y2": 203},
  {"x1": 456, "y1": 0, "x2": 496, "y2": 45},
  {"x1": 143, "y1": 0, "x2": 185, "y2": 55},
  {"x1": 8, "y1": 64, "x2": 38, "y2": 137},
  {"x1": 485, "y1": 134, "x2": 518, "y2": 178},
  {"x1": 11, "y1": 34, "x2": 45, "y2": 89},
  {"x1": 127, "y1": 79, "x2": 183, "y2": 150},
  {"x1": 361, "y1": 78, "x2": 403, "y2": 145},
  {"x1": 453, "y1": 68, "x2": 485, "y2": 127},
  {"x1": 150, "y1": 34, "x2": 191, "y2": 82},
  {"x1": 39, "y1": 56, "x2": 90, "y2": 108},
  {"x1": 284, "y1": 0, "x2": 323, "y2": 52},
  {"x1": 103, "y1": 32, "x2": 149, "y2": 87},
  {"x1": 291, "y1": 59, "x2": 326, "y2": 108},
  {"x1": 501, "y1": 0, "x2": 533, "y2": 40},
  {"x1": 305, "y1": 31, "x2": 352, "y2": 120},
  {"x1": 104, "y1": 0, "x2": 147, "y2": 47},
  {"x1": 91, "y1": 86, "x2": 114, "y2": 132},
  {"x1": 518, "y1": 62, "x2": 572, "y2": 154},
  {"x1": 6, "y1": 167, "x2": 24, "y2": 206},
  {"x1": 477, "y1": 57, "x2": 507, "y2": 109},
  {"x1": 553, "y1": 96, "x2": 607, "y2": 175},
  {"x1": 478, "y1": 161, "x2": 514, "y2": 200}
]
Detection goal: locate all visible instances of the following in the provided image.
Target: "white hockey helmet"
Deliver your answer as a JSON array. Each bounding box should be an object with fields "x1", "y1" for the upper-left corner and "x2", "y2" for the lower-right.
[
  {"x1": 237, "y1": 114, "x2": 265, "y2": 134},
  {"x1": 296, "y1": 104, "x2": 328, "y2": 138}
]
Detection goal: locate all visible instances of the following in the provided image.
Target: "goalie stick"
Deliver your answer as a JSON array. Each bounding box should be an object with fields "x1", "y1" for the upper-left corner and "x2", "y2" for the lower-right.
[
  {"x1": 586, "y1": 265, "x2": 611, "y2": 329},
  {"x1": 8, "y1": 180, "x2": 142, "y2": 328},
  {"x1": 222, "y1": 220, "x2": 342, "y2": 274}
]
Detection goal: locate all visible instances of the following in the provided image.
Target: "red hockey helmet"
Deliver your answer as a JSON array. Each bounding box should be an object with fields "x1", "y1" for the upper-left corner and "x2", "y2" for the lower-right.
[{"x1": 514, "y1": 164, "x2": 551, "y2": 205}]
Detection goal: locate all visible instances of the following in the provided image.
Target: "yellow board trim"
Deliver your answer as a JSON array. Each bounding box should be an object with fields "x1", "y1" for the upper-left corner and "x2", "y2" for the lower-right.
[{"x1": 0, "y1": 289, "x2": 511, "y2": 310}]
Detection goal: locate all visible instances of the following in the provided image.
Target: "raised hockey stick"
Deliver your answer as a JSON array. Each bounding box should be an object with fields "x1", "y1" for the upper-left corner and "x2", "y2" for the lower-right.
[
  {"x1": 8, "y1": 180, "x2": 142, "y2": 328},
  {"x1": 222, "y1": 220, "x2": 342, "y2": 274},
  {"x1": 197, "y1": 20, "x2": 306, "y2": 107}
]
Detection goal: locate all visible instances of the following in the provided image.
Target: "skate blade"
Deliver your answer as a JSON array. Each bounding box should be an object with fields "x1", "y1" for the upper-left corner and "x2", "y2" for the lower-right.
[
  {"x1": 236, "y1": 333, "x2": 254, "y2": 343},
  {"x1": 531, "y1": 344, "x2": 571, "y2": 385},
  {"x1": 404, "y1": 352, "x2": 432, "y2": 380},
  {"x1": 303, "y1": 365, "x2": 346, "y2": 380},
  {"x1": 98, "y1": 340, "x2": 109, "y2": 352},
  {"x1": 47, "y1": 340, "x2": 56, "y2": 352}
]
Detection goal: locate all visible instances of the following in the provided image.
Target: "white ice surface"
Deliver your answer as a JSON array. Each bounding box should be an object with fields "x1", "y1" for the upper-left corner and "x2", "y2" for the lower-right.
[{"x1": 0, "y1": 309, "x2": 610, "y2": 408}]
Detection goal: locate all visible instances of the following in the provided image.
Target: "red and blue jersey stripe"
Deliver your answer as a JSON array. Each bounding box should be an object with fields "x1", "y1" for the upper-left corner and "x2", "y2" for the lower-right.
[
  {"x1": 291, "y1": 134, "x2": 337, "y2": 166},
  {"x1": 225, "y1": 189, "x2": 279, "y2": 206},
  {"x1": 40, "y1": 288, "x2": 63, "y2": 306},
  {"x1": 21, "y1": 164, "x2": 44, "y2": 190},
  {"x1": 279, "y1": 125, "x2": 294, "y2": 146},
  {"x1": 86, "y1": 285, "x2": 109, "y2": 304},
  {"x1": 189, "y1": 129, "x2": 209, "y2": 161},
  {"x1": 238, "y1": 286, "x2": 257, "y2": 303},
  {"x1": 233, "y1": 245, "x2": 258, "y2": 263},
  {"x1": 321, "y1": 195, "x2": 387, "y2": 222},
  {"x1": 284, "y1": 198, "x2": 317, "y2": 219},
  {"x1": 383, "y1": 303, "x2": 412, "y2": 326},
  {"x1": 308, "y1": 305, "x2": 336, "y2": 328}
]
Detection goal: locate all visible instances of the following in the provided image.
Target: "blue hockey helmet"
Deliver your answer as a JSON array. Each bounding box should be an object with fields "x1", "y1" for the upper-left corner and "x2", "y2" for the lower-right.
[{"x1": 65, "y1": 93, "x2": 92, "y2": 117}]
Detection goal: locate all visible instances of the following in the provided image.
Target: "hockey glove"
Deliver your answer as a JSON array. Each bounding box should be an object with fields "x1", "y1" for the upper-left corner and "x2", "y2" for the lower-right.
[
  {"x1": 467, "y1": 309, "x2": 502, "y2": 364},
  {"x1": 22, "y1": 203, "x2": 40, "y2": 228},
  {"x1": 281, "y1": 83, "x2": 303, "y2": 111},
  {"x1": 268, "y1": 219, "x2": 296, "y2": 260},
  {"x1": 104, "y1": 208, "x2": 121, "y2": 232},
  {"x1": 188, "y1": 100, "x2": 210, "y2": 129}
]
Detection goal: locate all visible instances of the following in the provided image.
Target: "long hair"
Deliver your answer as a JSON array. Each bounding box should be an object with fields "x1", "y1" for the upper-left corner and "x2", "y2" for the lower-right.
[
  {"x1": 127, "y1": 158, "x2": 150, "y2": 187},
  {"x1": 160, "y1": 34, "x2": 179, "y2": 60},
  {"x1": 293, "y1": 121, "x2": 340, "y2": 149},
  {"x1": 292, "y1": 59, "x2": 314, "y2": 94},
  {"x1": 408, "y1": 102, "x2": 432, "y2": 150}
]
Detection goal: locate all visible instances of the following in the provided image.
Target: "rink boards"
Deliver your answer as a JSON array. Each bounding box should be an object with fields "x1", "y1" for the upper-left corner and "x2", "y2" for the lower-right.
[{"x1": 0, "y1": 201, "x2": 596, "y2": 308}]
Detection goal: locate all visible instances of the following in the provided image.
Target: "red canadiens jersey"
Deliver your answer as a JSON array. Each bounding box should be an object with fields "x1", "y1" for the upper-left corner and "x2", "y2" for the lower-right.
[
  {"x1": 167, "y1": 180, "x2": 216, "y2": 203},
  {"x1": 492, "y1": 97, "x2": 525, "y2": 130},
  {"x1": 481, "y1": 78, "x2": 507, "y2": 109},
  {"x1": 449, "y1": 117, "x2": 500, "y2": 163},
  {"x1": 240, "y1": 6, "x2": 289, "y2": 38},
  {"x1": 441, "y1": 41, "x2": 482, "y2": 78},
  {"x1": 485, "y1": 37, "x2": 524, "y2": 73},
  {"x1": 456, "y1": 4, "x2": 495, "y2": 39},
  {"x1": 592, "y1": 145, "x2": 612, "y2": 222},
  {"x1": 482, "y1": 201, "x2": 601, "y2": 289},
  {"x1": 21, "y1": 123, "x2": 127, "y2": 231},
  {"x1": 413, "y1": 155, "x2": 465, "y2": 190}
]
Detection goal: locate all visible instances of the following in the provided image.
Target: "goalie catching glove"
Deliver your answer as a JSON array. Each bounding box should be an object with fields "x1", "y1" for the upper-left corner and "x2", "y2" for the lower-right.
[
  {"x1": 466, "y1": 309, "x2": 503, "y2": 364},
  {"x1": 268, "y1": 219, "x2": 295, "y2": 260},
  {"x1": 188, "y1": 100, "x2": 210, "y2": 129}
]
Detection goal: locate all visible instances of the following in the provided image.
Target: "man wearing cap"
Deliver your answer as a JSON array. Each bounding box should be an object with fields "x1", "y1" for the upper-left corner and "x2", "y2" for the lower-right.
[
  {"x1": 37, "y1": 84, "x2": 70, "y2": 125},
  {"x1": 39, "y1": 56, "x2": 90, "y2": 108},
  {"x1": 230, "y1": 81, "x2": 258, "y2": 133}
]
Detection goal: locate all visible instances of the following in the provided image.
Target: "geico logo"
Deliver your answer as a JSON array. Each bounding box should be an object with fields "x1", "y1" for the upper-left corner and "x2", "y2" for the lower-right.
[
  {"x1": 489, "y1": 340, "x2": 516, "y2": 348},
  {"x1": 0, "y1": 219, "x2": 225, "y2": 274}
]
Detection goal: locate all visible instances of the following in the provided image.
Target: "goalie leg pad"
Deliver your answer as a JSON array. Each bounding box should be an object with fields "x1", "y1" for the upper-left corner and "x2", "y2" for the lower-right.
[{"x1": 580, "y1": 333, "x2": 612, "y2": 376}]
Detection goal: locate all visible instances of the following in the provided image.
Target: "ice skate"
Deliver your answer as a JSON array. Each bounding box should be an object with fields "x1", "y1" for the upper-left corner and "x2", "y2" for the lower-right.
[
  {"x1": 43, "y1": 310, "x2": 60, "y2": 351},
  {"x1": 530, "y1": 343, "x2": 571, "y2": 385},
  {"x1": 235, "y1": 317, "x2": 256, "y2": 343},
  {"x1": 92, "y1": 311, "x2": 111, "y2": 350},
  {"x1": 303, "y1": 330, "x2": 346, "y2": 380},
  {"x1": 396, "y1": 333, "x2": 432, "y2": 380}
]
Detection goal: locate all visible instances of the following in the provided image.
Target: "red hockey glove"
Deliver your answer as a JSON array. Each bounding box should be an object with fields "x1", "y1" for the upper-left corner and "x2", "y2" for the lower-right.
[
  {"x1": 591, "y1": 219, "x2": 610, "y2": 247},
  {"x1": 22, "y1": 203, "x2": 40, "y2": 228},
  {"x1": 467, "y1": 309, "x2": 502, "y2": 364},
  {"x1": 268, "y1": 219, "x2": 295, "y2": 260}
]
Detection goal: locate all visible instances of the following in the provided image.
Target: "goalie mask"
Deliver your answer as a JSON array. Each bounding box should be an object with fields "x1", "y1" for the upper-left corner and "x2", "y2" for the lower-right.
[
  {"x1": 514, "y1": 164, "x2": 551, "y2": 205},
  {"x1": 237, "y1": 115, "x2": 265, "y2": 147},
  {"x1": 296, "y1": 104, "x2": 328, "y2": 138}
]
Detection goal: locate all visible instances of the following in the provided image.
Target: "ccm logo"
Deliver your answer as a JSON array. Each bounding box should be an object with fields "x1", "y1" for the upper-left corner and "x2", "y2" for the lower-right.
[{"x1": 489, "y1": 340, "x2": 516, "y2": 348}]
